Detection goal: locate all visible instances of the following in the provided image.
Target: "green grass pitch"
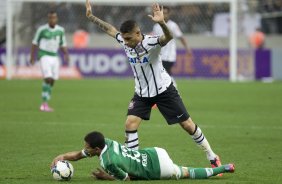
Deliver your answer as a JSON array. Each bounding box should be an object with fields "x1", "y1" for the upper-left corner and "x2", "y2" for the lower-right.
[{"x1": 0, "y1": 79, "x2": 282, "y2": 184}]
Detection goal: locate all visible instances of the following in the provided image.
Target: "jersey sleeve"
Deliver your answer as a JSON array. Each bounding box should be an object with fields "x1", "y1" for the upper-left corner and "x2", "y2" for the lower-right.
[
  {"x1": 146, "y1": 36, "x2": 161, "y2": 49},
  {"x1": 81, "y1": 149, "x2": 91, "y2": 157},
  {"x1": 106, "y1": 164, "x2": 128, "y2": 180},
  {"x1": 115, "y1": 32, "x2": 124, "y2": 45},
  {"x1": 172, "y1": 22, "x2": 183, "y2": 38},
  {"x1": 60, "y1": 28, "x2": 67, "y2": 47},
  {"x1": 32, "y1": 27, "x2": 42, "y2": 45}
]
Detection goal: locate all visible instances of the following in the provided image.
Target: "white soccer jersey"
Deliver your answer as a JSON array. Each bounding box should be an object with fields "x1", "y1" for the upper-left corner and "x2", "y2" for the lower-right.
[
  {"x1": 152, "y1": 20, "x2": 183, "y2": 62},
  {"x1": 116, "y1": 33, "x2": 172, "y2": 97}
]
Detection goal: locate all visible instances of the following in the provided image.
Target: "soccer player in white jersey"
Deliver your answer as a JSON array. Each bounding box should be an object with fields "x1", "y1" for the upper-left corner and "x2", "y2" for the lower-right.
[
  {"x1": 152, "y1": 6, "x2": 192, "y2": 88},
  {"x1": 51, "y1": 131, "x2": 235, "y2": 181},
  {"x1": 30, "y1": 11, "x2": 69, "y2": 112},
  {"x1": 85, "y1": 0, "x2": 222, "y2": 171}
]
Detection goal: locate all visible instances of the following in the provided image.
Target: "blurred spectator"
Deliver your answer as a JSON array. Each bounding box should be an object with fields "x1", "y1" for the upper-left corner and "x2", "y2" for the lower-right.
[
  {"x1": 73, "y1": 29, "x2": 89, "y2": 49},
  {"x1": 249, "y1": 28, "x2": 265, "y2": 49},
  {"x1": 14, "y1": 0, "x2": 282, "y2": 48}
]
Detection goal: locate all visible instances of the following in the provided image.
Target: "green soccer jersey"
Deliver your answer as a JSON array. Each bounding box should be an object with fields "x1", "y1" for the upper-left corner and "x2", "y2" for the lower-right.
[
  {"x1": 98, "y1": 139, "x2": 161, "y2": 180},
  {"x1": 32, "y1": 24, "x2": 66, "y2": 59}
]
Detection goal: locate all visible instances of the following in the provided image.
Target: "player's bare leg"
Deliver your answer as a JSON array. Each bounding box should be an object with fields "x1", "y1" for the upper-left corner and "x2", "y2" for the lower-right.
[
  {"x1": 124, "y1": 115, "x2": 142, "y2": 150},
  {"x1": 47, "y1": 78, "x2": 55, "y2": 87},
  {"x1": 179, "y1": 117, "x2": 222, "y2": 173},
  {"x1": 40, "y1": 77, "x2": 54, "y2": 112}
]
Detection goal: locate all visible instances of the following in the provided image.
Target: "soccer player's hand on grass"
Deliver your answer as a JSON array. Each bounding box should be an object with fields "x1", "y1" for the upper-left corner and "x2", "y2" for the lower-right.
[
  {"x1": 50, "y1": 155, "x2": 64, "y2": 168},
  {"x1": 85, "y1": 0, "x2": 93, "y2": 18},
  {"x1": 148, "y1": 3, "x2": 165, "y2": 24},
  {"x1": 92, "y1": 168, "x2": 115, "y2": 180},
  {"x1": 92, "y1": 168, "x2": 107, "y2": 180}
]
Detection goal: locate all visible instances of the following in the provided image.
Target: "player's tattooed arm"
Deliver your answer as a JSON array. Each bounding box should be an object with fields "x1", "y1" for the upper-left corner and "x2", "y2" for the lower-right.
[
  {"x1": 85, "y1": 0, "x2": 118, "y2": 38},
  {"x1": 158, "y1": 22, "x2": 173, "y2": 46},
  {"x1": 87, "y1": 15, "x2": 118, "y2": 37},
  {"x1": 148, "y1": 3, "x2": 172, "y2": 46}
]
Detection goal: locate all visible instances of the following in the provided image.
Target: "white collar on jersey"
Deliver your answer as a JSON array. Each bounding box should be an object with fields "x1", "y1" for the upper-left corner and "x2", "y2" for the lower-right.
[
  {"x1": 99, "y1": 144, "x2": 108, "y2": 160},
  {"x1": 47, "y1": 24, "x2": 57, "y2": 30}
]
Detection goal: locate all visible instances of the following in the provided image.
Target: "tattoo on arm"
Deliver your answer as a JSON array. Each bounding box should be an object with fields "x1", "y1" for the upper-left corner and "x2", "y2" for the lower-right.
[
  {"x1": 160, "y1": 23, "x2": 170, "y2": 37},
  {"x1": 159, "y1": 23, "x2": 172, "y2": 45},
  {"x1": 88, "y1": 15, "x2": 112, "y2": 33}
]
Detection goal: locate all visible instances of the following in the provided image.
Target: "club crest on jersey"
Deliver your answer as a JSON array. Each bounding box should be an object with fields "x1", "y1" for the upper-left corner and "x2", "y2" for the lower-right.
[
  {"x1": 128, "y1": 101, "x2": 135, "y2": 109},
  {"x1": 135, "y1": 45, "x2": 144, "y2": 53}
]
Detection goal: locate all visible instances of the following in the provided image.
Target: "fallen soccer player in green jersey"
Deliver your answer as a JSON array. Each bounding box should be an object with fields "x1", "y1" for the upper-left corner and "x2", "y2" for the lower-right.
[{"x1": 51, "y1": 131, "x2": 235, "y2": 181}]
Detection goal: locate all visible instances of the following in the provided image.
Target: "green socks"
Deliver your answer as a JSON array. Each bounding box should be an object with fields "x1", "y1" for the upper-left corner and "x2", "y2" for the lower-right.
[
  {"x1": 42, "y1": 82, "x2": 52, "y2": 102},
  {"x1": 188, "y1": 166, "x2": 225, "y2": 179},
  {"x1": 177, "y1": 165, "x2": 227, "y2": 179}
]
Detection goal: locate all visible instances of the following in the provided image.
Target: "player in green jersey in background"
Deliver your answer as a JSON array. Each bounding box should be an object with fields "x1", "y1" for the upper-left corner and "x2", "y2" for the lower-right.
[
  {"x1": 51, "y1": 131, "x2": 235, "y2": 181},
  {"x1": 30, "y1": 10, "x2": 69, "y2": 112}
]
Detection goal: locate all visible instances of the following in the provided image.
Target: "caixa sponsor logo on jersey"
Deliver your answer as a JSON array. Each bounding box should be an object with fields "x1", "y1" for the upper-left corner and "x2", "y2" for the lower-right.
[
  {"x1": 69, "y1": 53, "x2": 128, "y2": 74},
  {"x1": 128, "y1": 56, "x2": 149, "y2": 64}
]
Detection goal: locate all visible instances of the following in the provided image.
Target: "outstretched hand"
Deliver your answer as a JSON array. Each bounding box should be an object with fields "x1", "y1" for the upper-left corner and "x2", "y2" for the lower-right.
[
  {"x1": 148, "y1": 3, "x2": 165, "y2": 24},
  {"x1": 85, "y1": 0, "x2": 93, "y2": 18},
  {"x1": 84, "y1": 0, "x2": 118, "y2": 38}
]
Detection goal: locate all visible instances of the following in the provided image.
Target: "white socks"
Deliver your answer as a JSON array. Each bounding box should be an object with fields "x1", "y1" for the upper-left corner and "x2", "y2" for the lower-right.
[
  {"x1": 191, "y1": 125, "x2": 217, "y2": 161},
  {"x1": 125, "y1": 130, "x2": 139, "y2": 150}
]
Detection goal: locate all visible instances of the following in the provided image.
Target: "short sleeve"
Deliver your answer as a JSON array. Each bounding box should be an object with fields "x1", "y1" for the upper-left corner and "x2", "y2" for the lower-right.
[
  {"x1": 146, "y1": 36, "x2": 161, "y2": 48},
  {"x1": 32, "y1": 27, "x2": 42, "y2": 45},
  {"x1": 172, "y1": 22, "x2": 183, "y2": 38},
  {"x1": 81, "y1": 149, "x2": 91, "y2": 157},
  {"x1": 106, "y1": 164, "x2": 128, "y2": 180},
  {"x1": 115, "y1": 32, "x2": 124, "y2": 45}
]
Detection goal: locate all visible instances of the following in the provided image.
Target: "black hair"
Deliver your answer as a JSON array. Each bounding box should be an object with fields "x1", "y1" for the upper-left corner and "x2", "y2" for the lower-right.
[
  {"x1": 84, "y1": 131, "x2": 105, "y2": 149},
  {"x1": 163, "y1": 6, "x2": 171, "y2": 12},
  {"x1": 48, "y1": 10, "x2": 57, "y2": 15},
  {"x1": 120, "y1": 20, "x2": 138, "y2": 33}
]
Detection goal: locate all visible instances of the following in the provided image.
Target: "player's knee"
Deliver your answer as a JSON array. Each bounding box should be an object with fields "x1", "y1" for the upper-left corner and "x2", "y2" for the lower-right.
[
  {"x1": 180, "y1": 118, "x2": 195, "y2": 134},
  {"x1": 45, "y1": 78, "x2": 54, "y2": 85},
  {"x1": 125, "y1": 115, "x2": 141, "y2": 130},
  {"x1": 173, "y1": 164, "x2": 182, "y2": 180},
  {"x1": 50, "y1": 80, "x2": 55, "y2": 86}
]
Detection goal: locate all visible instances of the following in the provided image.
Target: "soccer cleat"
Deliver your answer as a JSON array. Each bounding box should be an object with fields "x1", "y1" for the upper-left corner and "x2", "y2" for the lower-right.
[
  {"x1": 224, "y1": 163, "x2": 235, "y2": 173},
  {"x1": 40, "y1": 103, "x2": 54, "y2": 112},
  {"x1": 40, "y1": 104, "x2": 45, "y2": 111},
  {"x1": 210, "y1": 155, "x2": 223, "y2": 176}
]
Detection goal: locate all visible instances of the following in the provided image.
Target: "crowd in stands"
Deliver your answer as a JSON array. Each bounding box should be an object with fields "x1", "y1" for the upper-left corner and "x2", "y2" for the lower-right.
[
  {"x1": 18, "y1": 1, "x2": 281, "y2": 35},
  {"x1": 2, "y1": 0, "x2": 278, "y2": 47}
]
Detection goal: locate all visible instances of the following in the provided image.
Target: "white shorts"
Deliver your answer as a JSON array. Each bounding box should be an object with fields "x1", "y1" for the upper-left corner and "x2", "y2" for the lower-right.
[
  {"x1": 155, "y1": 147, "x2": 181, "y2": 180},
  {"x1": 40, "y1": 55, "x2": 60, "y2": 80}
]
